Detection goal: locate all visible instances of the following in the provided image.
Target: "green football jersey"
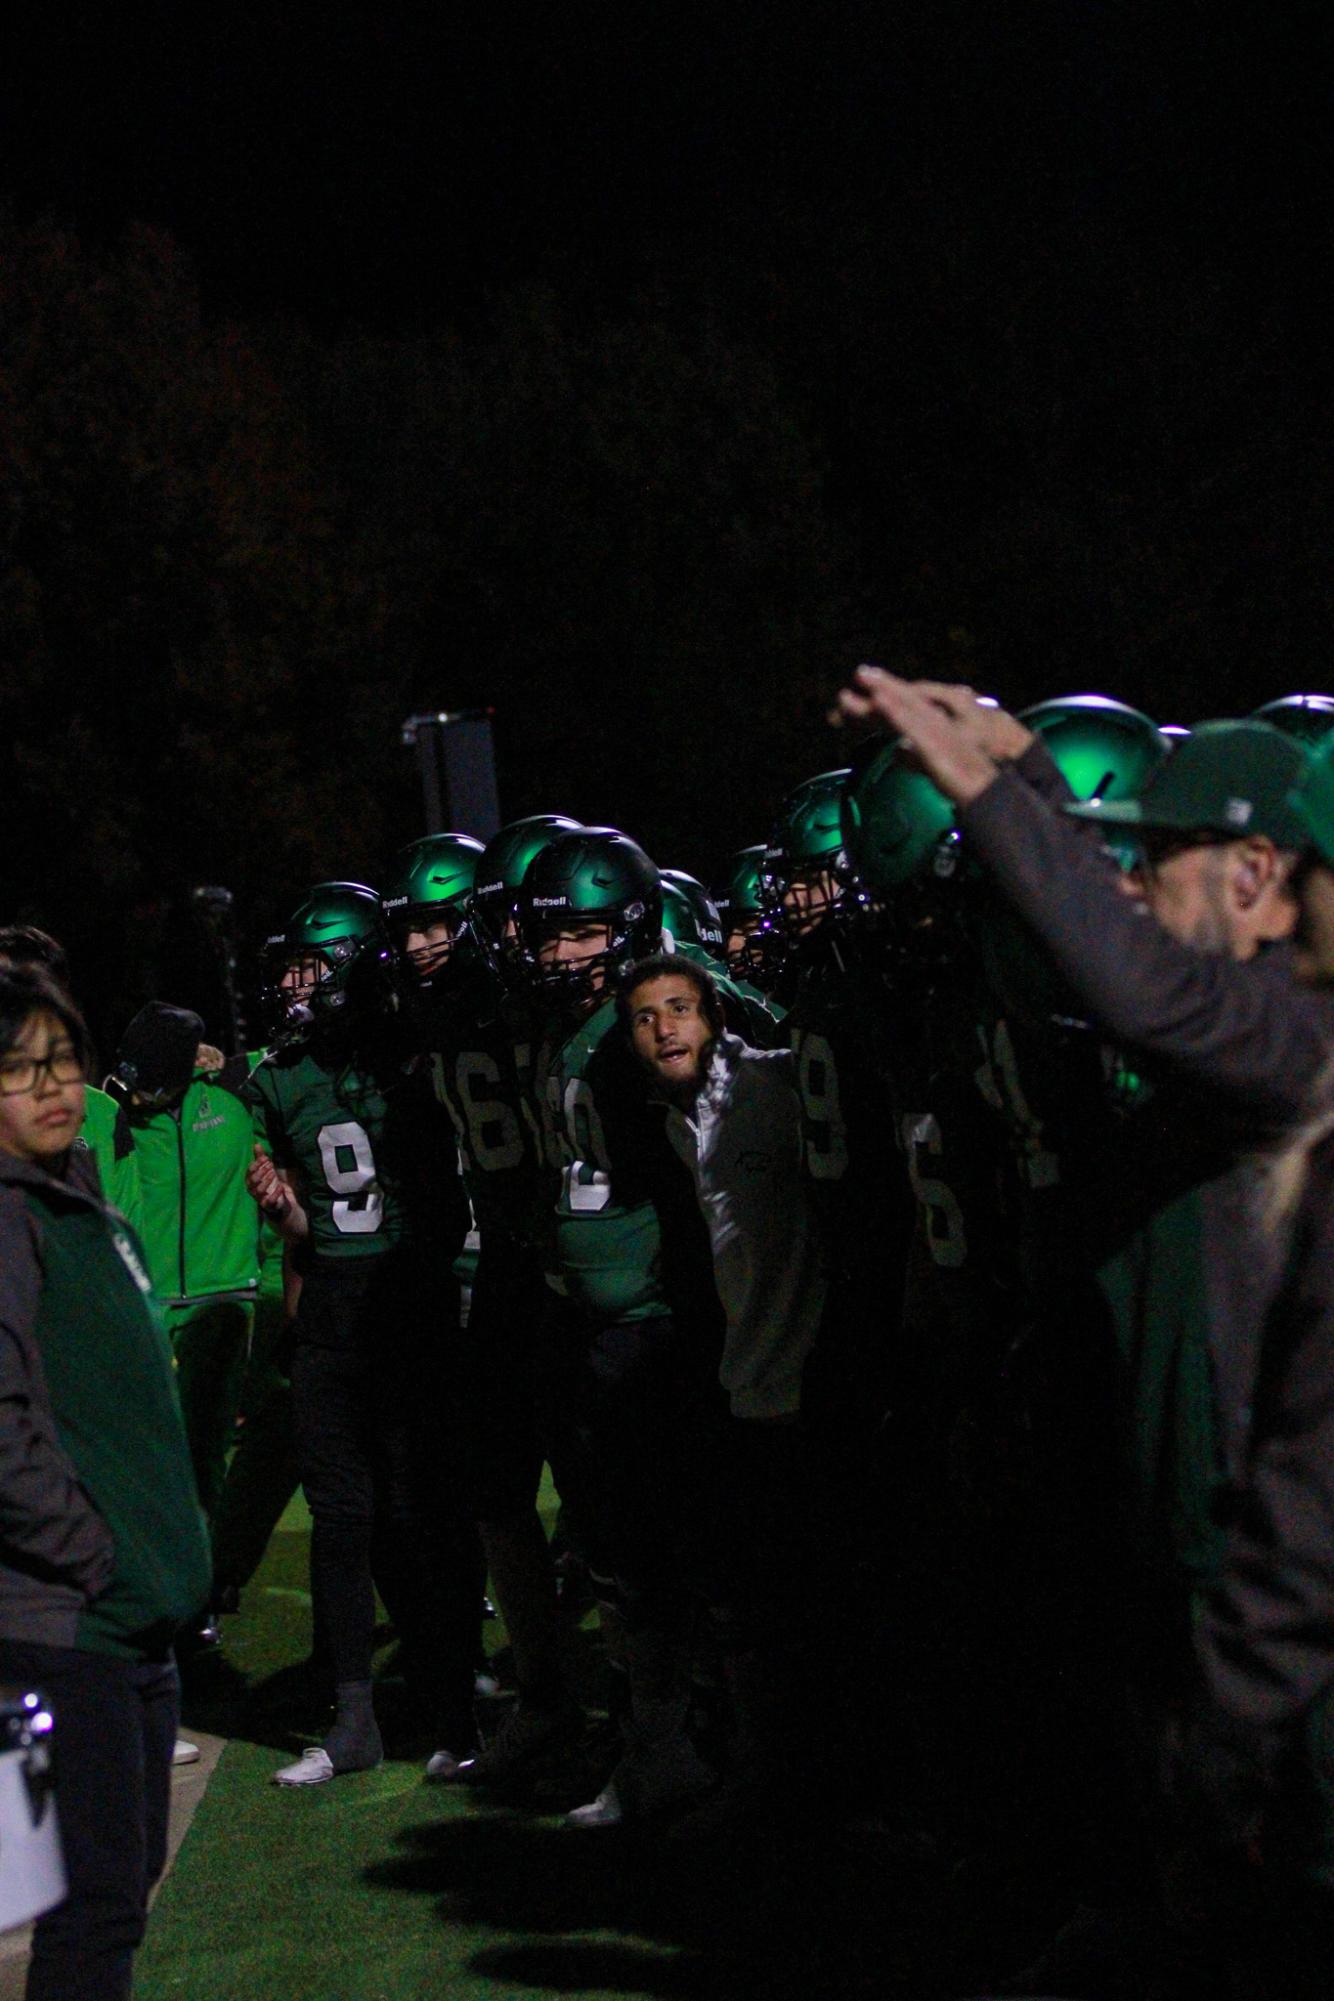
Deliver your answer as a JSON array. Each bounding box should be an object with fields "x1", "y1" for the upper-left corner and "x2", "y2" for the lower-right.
[
  {"x1": 878, "y1": 967, "x2": 1018, "y2": 1393},
  {"x1": 532, "y1": 996, "x2": 669, "y2": 1325},
  {"x1": 783, "y1": 958, "x2": 914, "y2": 1290},
  {"x1": 247, "y1": 1036, "x2": 456, "y2": 1262},
  {"x1": 423, "y1": 958, "x2": 555, "y2": 1249}
]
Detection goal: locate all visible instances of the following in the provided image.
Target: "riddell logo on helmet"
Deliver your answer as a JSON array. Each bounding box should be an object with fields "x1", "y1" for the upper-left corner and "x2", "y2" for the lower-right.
[
  {"x1": 383, "y1": 894, "x2": 409, "y2": 911},
  {"x1": 532, "y1": 896, "x2": 571, "y2": 908},
  {"x1": 477, "y1": 879, "x2": 503, "y2": 897}
]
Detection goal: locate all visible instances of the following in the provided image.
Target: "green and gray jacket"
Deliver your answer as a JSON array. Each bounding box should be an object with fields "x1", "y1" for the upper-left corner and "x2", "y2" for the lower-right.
[{"x1": 0, "y1": 1146, "x2": 211, "y2": 1659}]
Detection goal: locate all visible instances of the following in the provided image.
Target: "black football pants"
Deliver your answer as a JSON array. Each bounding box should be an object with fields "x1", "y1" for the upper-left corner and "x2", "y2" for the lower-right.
[{"x1": 291, "y1": 1253, "x2": 480, "y2": 1741}]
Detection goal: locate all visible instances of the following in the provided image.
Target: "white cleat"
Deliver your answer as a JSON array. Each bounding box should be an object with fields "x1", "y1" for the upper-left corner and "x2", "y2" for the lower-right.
[
  {"x1": 565, "y1": 1733, "x2": 714, "y2": 1830},
  {"x1": 272, "y1": 1747, "x2": 336, "y2": 1787},
  {"x1": 565, "y1": 1781, "x2": 625, "y2": 1830},
  {"x1": 172, "y1": 1738, "x2": 201, "y2": 1767}
]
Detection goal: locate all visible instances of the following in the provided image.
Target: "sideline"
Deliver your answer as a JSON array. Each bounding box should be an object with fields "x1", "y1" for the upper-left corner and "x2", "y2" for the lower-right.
[{"x1": 0, "y1": 1730, "x2": 227, "y2": 2001}]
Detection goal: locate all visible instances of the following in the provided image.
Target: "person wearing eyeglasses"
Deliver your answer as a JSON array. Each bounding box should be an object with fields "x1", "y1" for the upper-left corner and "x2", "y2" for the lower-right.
[{"x1": 0, "y1": 962, "x2": 210, "y2": 2001}]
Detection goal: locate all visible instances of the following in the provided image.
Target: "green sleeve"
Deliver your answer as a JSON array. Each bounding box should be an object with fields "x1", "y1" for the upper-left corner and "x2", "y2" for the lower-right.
[{"x1": 77, "y1": 1085, "x2": 143, "y2": 1236}]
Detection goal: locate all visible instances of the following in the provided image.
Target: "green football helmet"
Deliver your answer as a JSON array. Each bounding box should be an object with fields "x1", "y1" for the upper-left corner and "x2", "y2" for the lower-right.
[
  {"x1": 762, "y1": 769, "x2": 852, "y2": 951},
  {"x1": 840, "y1": 738, "x2": 956, "y2": 898},
  {"x1": 516, "y1": 826, "x2": 663, "y2": 1008},
  {"x1": 714, "y1": 846, "x2": 766, "y2": 926},
  {"x1": 470, "y1": 814, "x2": 583, "y2": 984},
  {"x1": 1252, "y1": 695, "x2": 1334, "y2": 744},
  {"x1": 1017, "y1": 694, "x2": 1169, "y2": 804},
  {"x1": 381, "y1": 832, "x2": 484, "y2": 987},
  {"x1": 714, "y1": 845, "x2": 779, "y2": 985},
  {"x1": 660, "y1": 869, "x2": 726, "y2": 961},
  {"x1": 964, "y1": 693, "x2": 1163, "y2": 1030},
  {"x1": 262, "y1": 882, "x2": 389, "y2": 1032}
]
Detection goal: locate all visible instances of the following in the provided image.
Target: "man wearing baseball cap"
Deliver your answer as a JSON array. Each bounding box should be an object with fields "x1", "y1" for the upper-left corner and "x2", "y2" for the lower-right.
[
  {"x1": 1067, "y1": 718, "x2": 1318, "y2": 964},
  {"x1": 833, "y1": 672, "x2": 1334, "y2": 1996},
  {"x1": 832, "y1": 679, "x2": 1334, "y2": 1118}
]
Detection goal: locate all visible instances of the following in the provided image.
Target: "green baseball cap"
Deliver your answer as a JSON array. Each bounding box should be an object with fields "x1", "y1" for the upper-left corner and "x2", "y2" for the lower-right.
[{"x1": 1066, "y1": 719, "x2": 1314, "y2": 846}]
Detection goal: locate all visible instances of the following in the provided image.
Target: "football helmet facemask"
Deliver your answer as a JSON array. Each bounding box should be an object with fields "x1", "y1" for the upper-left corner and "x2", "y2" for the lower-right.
[
  {"x1": 259, "y1": 882, "x2": 390, "y2": 1034},
  {"x1": 470, "y1": 815, "x2": 583, "y2": 987},
  {"x1": 714, "y1": 844, "x2": 783, "y2": 987},
  {"x1": 761, "y1": 769, "x2": 853, "y2": 961},
  {"x1": 838, "y1": 735, "x2": 963, "y2": 979},
  {"x1": 381, "y1": 832, "x2": 484, "y2": 988},
  {"x1": 516, "y1": 827, "x2": 663, "y2": 1010}
]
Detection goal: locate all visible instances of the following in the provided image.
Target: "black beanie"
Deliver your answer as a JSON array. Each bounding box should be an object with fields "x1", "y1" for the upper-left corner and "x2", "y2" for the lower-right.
[{"x1": 112, "y1": 1003, "x2": 205, "y2": 1102}]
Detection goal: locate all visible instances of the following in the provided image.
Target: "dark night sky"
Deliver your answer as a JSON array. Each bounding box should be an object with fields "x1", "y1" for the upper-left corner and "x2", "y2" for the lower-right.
[
  {"x1": 8, "y1": 7, "x2": 1323, "y2": 325},
  {"x1": 11, "y1": 9, "x2": 1328, "y2": 589},
  {"x1": 4, "y1": 5, "x2": 1333, "y2": 1034},
  {"x1": 10, "y1": 11, "x2": 1328, "y2": 573}
]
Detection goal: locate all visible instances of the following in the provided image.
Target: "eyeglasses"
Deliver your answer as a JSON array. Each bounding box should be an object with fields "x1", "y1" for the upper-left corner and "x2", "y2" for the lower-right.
[{"x1": 0, "y1": 1043, "x2": 85, "y2": 1097}]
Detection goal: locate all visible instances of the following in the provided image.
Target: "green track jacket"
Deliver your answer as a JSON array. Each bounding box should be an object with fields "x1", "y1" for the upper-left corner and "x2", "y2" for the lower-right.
[{"x1": 109, "y1": 1056, "x2": 261, "y2": 1306}]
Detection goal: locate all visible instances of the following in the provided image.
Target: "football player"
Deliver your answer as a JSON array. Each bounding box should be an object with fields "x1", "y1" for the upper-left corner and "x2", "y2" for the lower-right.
[
  {"x1": 397, "y1": 818, "x2": 589, "y2": 1787},
  {"x1": 831, "y1": 740, "x2": 1026, "y2": 1850},
  {"x1": 246, "y1": 882, "x2": 479, "y2": 1787},
  {"x1": 763, "y1": 768, "x2": 915, "y2": 1439},
  {"x1": 381, "y1": 831, "x2": 484, "y2": 991},
  {"x1": 714, "y1": 845, "x2": 782, "y2": 993},
  {"x1": 948, "y1": 696, "x2": 1169, "y2": 1888},
  {"x1": 514, "y1": 827, "x2": 720, "y2": 1828}
]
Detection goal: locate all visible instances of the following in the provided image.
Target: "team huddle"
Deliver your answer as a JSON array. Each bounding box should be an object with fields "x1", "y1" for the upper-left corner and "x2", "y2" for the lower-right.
[{"x1": 6, "y1": 671, "x2": 1334, "y2": 1996}]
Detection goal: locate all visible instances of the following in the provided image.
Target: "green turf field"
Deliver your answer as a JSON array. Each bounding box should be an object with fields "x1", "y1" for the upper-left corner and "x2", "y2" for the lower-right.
[{"x1": 138, "y1": 1483, "x2": 950, "y2": 2000}]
